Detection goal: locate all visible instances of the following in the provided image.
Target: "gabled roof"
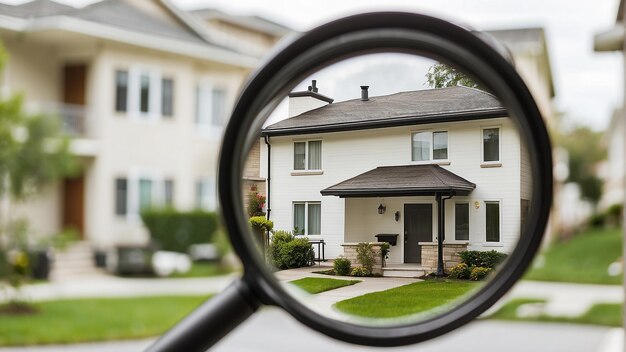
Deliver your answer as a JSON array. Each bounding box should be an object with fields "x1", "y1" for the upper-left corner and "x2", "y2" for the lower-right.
[
  {"x1": 263, "y1": 86, "x2": 507, "y2": 137},
  {"x1": 191, "y1": 8, "x2": 291, "y2": 37},
  {"x1": 321, "y1": 164, "x2": 476, "y2": 198},
  {"x1": 0, "y1": 0, "x2": 71, "y2": 17}
]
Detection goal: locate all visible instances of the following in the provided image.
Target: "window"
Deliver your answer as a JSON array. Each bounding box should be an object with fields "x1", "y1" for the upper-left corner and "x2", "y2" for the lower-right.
[
  {"x1": 161, "y1": 78, "x2": 174, "y2": 117},
  {"x1": 483, "y1": 127, "x2": 500, "y2": 162},
  {"x1": 211, "y1": 88, "x2": 226, "y2": 126},
  {"x1": 293, "y1": 140, "x2": 322, "y2": 171},
  {"x1": 114, "y1": 178, "x2": 127, "y2": 215},
  {"x1": 164, "y1": 179, "x2": 174, "y2": 207},
  {"x1": 139, "y1": 178, "x2": 152, "y2": 210},
  {"x1": 195, "y1": 177, "x2": 217, "y2": 210},
  {"x1": 455, "y1": 203, "x2": 469, "y2": 241},
  {"x1": 195, "y1": 84, "x2": 228, "y2": 128},
  {"x1": 411, "y1": 131, "x2": 448, "y2": 161},
  {"x1": 485, "y1": 201, "x2": 500, "y2": 242},
  {"x1": 139, "y1": 73, "x2": 150, "y2": 113},
  {"x1": 115, "y1": 71, "x2": 128, "y2": 112},
  {"x1": 293, "y1": 202, "x2": 321, "y2": 236}
]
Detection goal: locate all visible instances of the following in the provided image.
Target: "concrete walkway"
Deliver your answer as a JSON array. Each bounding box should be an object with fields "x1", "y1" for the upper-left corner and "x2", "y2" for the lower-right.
[{"x1": 275, "y1": 266, "x2": 419, "y2": 319}]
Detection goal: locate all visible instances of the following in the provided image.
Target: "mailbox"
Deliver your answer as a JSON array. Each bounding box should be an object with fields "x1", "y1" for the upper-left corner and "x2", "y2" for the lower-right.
[{"x1": 375, "y1": 233, "x2": 399, "y2": 246}]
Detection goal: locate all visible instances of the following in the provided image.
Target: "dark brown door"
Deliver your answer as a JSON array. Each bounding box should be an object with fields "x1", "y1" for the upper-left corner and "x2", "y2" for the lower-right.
[
  {"x1": 63, "y1": 176, "x2": 85, "y2": 238},
  {"x1": 63, "y1": 64, "x2": 86, "y2": 105},
  {"x1": 404, "y1": 204, "x2": 433, "y2": 263}
]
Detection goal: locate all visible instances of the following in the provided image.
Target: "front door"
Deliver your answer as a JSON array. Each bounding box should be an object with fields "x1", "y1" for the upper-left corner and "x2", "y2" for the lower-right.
[
  {"x1": 404, "y1": 204, "x2": 433, "y2": 263},
  {"x1": 63, "y1": 175, "x2": 85, "y2": 238}
]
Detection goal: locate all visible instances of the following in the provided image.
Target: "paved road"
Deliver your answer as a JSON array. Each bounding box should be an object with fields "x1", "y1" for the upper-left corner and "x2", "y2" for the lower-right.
[{"x1": 0, "y1": 308, "x2": 619, "y2": 352}]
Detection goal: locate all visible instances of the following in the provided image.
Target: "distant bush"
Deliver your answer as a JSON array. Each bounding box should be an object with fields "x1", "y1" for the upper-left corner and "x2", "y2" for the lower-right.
[
  {"x1": 470, "y1": 266, "x2": 492, "y2": 281},
  {"x1": 459, "y1": 250, "x2": 507, "y2": 269},
  {"x1": 269, "y1": 233, "x2": 314, "y2": 270},
  {"x1": 351, "y1": 266, "x2": 370, "y2": 277},
  {"x1": 448, "y1": 263, "x2": 471, "y2": 280},
  {"x1": 589, "y1": 204, "x2": 623, "y2": 228},
  {"x1": 247, "y1": 192, "x2": 266, "y2": 217},
  {"x1": 333, "y1": 257, "x2": 352, "y2": 276},
  {"x1": 141, "y1": 209, "x2": 219, "y2": 253}
]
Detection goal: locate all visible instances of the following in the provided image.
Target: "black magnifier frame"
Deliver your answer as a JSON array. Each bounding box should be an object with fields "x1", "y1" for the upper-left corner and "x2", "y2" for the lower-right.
[{"x1": 147, "y1": 11, "x2": 552, "y2": 352}]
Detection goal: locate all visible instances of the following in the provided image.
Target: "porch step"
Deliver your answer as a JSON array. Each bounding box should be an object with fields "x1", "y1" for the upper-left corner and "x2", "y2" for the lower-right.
[
  {"x1": 382, "y1": 265, "x2": 426, "y2": 278},
  {"x1": 50, "y1": 241, "x2": 107, "y2": 281}
]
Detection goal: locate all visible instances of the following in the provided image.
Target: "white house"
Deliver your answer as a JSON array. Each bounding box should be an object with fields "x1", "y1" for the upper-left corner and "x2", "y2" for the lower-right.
[
  {"x1": 0, "y1": 0, "x2": 287, "y2": 251},
  {"x1": 260, "y1": 84, "x2": 531, "y2": 274}
]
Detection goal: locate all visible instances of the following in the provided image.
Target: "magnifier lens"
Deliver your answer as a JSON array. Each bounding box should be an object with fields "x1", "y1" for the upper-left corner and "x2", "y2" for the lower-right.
[{"x1": 240, "y1": 52, "x2": 532, "y2": 326}]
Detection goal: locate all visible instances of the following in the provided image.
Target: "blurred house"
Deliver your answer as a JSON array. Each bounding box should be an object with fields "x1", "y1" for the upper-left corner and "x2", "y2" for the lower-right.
[
  {"x1": 0, "y1": 0, "x2": 287, "y2": 251},
  {"x1": 594, "y1": 0, "x2": 625, "y2": 210}
]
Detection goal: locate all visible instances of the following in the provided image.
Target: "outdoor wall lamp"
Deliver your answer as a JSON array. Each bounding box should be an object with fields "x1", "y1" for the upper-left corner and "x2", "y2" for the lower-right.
[
  {"x1": 394, "y1": 211, "x2": 401, "y2": 222},
  {"x1": 474, "y1": 201, "x2": 481, "y2": 209},
  {"x1": 378, "y1": 203, "x2": 386, "y2": 214}
]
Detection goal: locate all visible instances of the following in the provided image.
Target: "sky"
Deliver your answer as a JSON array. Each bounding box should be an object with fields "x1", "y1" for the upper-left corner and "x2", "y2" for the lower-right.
[{"x1": 6, "y1": 0, "x2": 622, "y2": 130}]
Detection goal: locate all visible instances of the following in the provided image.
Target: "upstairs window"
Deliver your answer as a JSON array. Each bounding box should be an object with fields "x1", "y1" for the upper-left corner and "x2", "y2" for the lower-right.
[
  {"x1": 139, "y1": 73, "x2": 150, "y2": 114},
  {"x1": 196, "y1": 84, "x2": 228, "y2": 128},
  {"x1": 483, "y1": 127, "x2": 500, "y2": 162},
  {"x1": 114, "y1": 178, "x2": 128, "y2": 216},
  {"x1": 293, "y1": 140, "x2": 322, "y2": 171},
  {"x1": 161, "y1": 78, "x2": 174, "y2": 117},
  {"x1": 115, "y1": 71, "x2": 128, "y2": 112},
  {"x1": 411, "y1": 131, "x2": 448, "y2": 162}
]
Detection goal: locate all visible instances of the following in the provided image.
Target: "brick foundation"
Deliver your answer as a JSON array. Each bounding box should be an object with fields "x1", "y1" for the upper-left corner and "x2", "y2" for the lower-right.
[
  {"x1": 419, "y1": 242, "x2": 468, "y2": 274},
  {"x1": 341, "y1": 242, "x2": 385, "y2": 275}
]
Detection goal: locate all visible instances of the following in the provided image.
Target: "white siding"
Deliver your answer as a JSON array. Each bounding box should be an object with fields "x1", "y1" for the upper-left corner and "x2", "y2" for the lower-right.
[
  {"x1": 288, "y1": 96, "x2": 330, "y2": 117},
  {"x1": 267, "y1": 118, "x2": 522, "y2": 259}
]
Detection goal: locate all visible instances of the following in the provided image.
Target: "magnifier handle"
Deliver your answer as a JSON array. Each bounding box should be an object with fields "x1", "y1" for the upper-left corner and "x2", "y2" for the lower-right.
[{"x1": 145, "y1": 279, "x2": 259, "y2": 352}]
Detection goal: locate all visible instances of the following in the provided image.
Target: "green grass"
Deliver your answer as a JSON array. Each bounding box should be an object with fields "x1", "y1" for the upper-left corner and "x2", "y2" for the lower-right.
[
  {"x1": 289, "y1": 277, "x2": 361, "y2": 294},
  {"x1": 0, "y1": 295, "x2": 209, "y2": 346},
  {"x1": 334, "y1": 280, "x2": 478, "y2": 318},
  {"x1": 525, "y1": 227, "x2": 622, "y2": 285},
  {"x1": 489, "y1": 298, "x2": 623, "y2": 327},
  {"x1": 169, "y1": 262, "x2": 233, "y2": 278}
]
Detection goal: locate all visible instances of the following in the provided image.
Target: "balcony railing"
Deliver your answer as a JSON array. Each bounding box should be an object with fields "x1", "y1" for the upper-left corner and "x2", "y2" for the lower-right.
[{"x1": 26, "y1": 102, "x2": 90, "y2": 137}]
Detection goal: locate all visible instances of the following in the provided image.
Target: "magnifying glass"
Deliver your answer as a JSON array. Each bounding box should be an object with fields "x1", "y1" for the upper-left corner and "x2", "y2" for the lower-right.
[{"x1": 147, "y1": 11, "x2": 552, "y2": 352}]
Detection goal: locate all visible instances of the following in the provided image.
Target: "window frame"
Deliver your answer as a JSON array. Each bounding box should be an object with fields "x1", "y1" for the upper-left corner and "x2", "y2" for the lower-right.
[
  {"x1": 410, "y1": 129, "x2": 450, "y2": 164},
  {"x1": 292, "y1": 139, "x2": 323, "y2": 172},
  {"x1": 292, "y1": 201, "x2": 322, "y2": 236},
  {"x1": 161, "y1": 77, "x2": 174, "y2": 118},
  {"x1": 484, "y1": 200, "x2": 502, "y2": 244},
  {"x1": 195, "y1": 80, "x2": 229, "y2": 136},
  {"x1": 195, "y1": 176, "x2": 217, "y2": 211},
  {"x1": 453, "y1": 201, "x2": 470, "y2": 242},
  {"x1": 481, "y1": 126, "x2": 502, "y2": 165},
  {"x1": 114, "y1": 178, "x2": 128, "y2": 216},
  {"x1": 114, "y1": 70, "x2": 129, "y2": 113}
]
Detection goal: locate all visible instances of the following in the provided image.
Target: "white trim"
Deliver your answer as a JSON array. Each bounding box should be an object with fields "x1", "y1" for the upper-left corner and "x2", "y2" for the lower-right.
[
  {"x1": 292, "y1": 139, "x2": 323, "y2": 172},
  {"x1": 0, "y1": 15, "x2": 258, "y2": 68},
  {"x1": 480, "y1": 125, "x2": 502, "y2": 164},
  {"x1": 195, "y1": 80, "x2": 228, "y2": 138},
  {"x1": 484, "y1": 200, "x2": 502, "y2": 244}
]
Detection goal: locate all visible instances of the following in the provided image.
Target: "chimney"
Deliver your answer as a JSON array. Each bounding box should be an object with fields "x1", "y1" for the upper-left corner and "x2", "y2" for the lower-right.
[
  {"x1": 288, "y1": 80, "x2": 334, "y2": 117},
  {"x1": 360, "y1": 86, "x2": 369, "y2": 101}
]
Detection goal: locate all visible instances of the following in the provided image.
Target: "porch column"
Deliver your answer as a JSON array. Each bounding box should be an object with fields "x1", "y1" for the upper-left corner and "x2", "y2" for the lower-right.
[{"x1": 436, "y1": 192, "x2": 455, "y2": 277}]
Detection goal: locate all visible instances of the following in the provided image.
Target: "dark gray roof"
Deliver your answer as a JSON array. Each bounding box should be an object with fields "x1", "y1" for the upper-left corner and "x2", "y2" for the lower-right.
[
  {"x1": 321, "y1": 164, "x2": 476, "y2": 198},
  {"x1": 0, "y1": 0, "x2": 72, "y2": 17},
  {"x1": 264, "y1": 86, "x2": 506, "y2": 136}
]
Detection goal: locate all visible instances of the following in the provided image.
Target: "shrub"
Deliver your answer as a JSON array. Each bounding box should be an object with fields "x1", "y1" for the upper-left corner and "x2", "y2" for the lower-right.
[
  {"x1": 333, "y1": 257, "x2": 352, "y2": 276},
  {"x1": 356, "y1": 242, "x2": 376, "y2": 274},
  {"x1": 351, "y1": 266, "x2": 370, "y2": 277},
  {"x1": 448, "y1": 263, "x2": 471, "y2": 280},
  {"x1": 271, "y1": 230, "x2": 294, "y2": 244},
  {"x1": 470, "y1": 266, "x2": 492, "y2": 281},
  {"x1": 249, "y1": 216, "x2": 274, "y2": 233},
  {"x1": 459, "y1": 250, "x2": 507, "y2": 269},
  {"x1": 141, "y1": 209, "x2": 219, "y2": 253},
  {"x1": 269, "y1": 235, "x2": 314, "y2": 270},
  {"x1": 247, "y1": 192, "x2": 266, "y2": 217}
]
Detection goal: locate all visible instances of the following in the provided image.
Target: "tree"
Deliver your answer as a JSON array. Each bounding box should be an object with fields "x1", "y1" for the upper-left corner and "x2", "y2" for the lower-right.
[
  {"x1": 555, "y1": 125, "x2": 605, "y2": 204},
  {"x1": 0, "y1": 42, "x2": 78, "y2": 311},
  {"x1": 425, "y1": 63, "x2": 479, "y2": 89}
]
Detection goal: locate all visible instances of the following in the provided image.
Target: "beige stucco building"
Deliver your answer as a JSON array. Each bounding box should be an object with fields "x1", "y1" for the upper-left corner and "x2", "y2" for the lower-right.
[{"x1": 0, "y1": 0, "x2": 286, "y2": 249}]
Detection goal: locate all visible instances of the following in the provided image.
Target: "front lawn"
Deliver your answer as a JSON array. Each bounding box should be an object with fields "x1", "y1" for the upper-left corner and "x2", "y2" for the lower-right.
[
  {"x1": 0, "y1": 295, "x2": 208, "y2": 346},
  {"x1": 525, "y1": 228, "x2": 622, "y2": 285},
  {"x1": 169, "y1": 262, "x2": 233, "y2": 278},
  {"x1": 289, "y1": 277, "x2": 361, "y2": 294},
  {"x1": 490, "y1": 298, "x2": 622, "y2": 327},
  {"x1": 334, "y1": 280, "x2": 478, "y2": 318}
]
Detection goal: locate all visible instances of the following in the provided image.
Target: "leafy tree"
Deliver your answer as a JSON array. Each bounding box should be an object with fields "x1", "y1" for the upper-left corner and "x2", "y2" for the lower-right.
[
  {"x1": 0, "y1": 42, "x2": 78, "y2": 308},
  {"x1": 555, "y1": 125, "x2": 605, "y2": 204},
  {"x1": 425, "y1": 63, "x2": 479, "y2": 89}
]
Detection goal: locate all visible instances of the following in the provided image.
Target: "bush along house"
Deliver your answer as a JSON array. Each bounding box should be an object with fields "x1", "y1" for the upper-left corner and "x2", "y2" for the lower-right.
[{"x1": 259, "y1": 82, "x2": 531, "y2": 277}]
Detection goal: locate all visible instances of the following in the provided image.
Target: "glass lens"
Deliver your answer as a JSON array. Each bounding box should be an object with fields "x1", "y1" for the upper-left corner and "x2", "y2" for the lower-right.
[{"x1": 241, "y1": 52, "x2": 533, "y2": 326}]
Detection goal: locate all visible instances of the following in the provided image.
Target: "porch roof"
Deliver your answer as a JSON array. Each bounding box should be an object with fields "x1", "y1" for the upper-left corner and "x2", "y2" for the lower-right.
[{"x1": 320, "y1": 164, "x2": 476, "y2": 198}]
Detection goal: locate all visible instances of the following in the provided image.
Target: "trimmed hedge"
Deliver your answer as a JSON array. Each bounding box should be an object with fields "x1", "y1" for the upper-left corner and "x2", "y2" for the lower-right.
[
  {"x1": 268, "y1": 232, "x2": 314, "y2": 270},
  {"x1": 141, "y1": 209, "x2": 219, "y2": 253},
  {"x1": 458, "y1": 250, "x2": 507, "y2": 269}
]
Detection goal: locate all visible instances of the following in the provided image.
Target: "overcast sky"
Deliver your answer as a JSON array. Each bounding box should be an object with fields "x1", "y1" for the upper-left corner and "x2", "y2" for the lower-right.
[
  {"x1": 171, "y1": 0, "x2": 623, "y2": 131},
  {"x1": 7, "y1": 0, "x2": 622, "y2": 130}
]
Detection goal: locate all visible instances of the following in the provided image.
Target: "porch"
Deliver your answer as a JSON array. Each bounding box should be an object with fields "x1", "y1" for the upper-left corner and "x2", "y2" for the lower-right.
[{"x1": 321, "y1": 164, "x2": 475, "y2": 275}]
